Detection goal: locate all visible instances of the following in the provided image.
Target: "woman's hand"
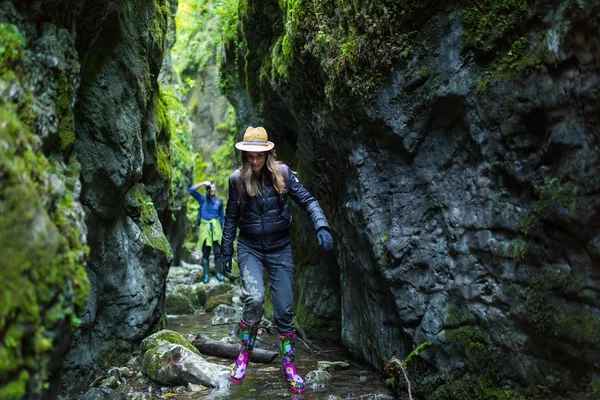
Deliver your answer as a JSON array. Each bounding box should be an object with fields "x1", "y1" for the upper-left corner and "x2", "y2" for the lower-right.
[{"x1": 317, "y1": 228, "x2": 333, "y2": 252}]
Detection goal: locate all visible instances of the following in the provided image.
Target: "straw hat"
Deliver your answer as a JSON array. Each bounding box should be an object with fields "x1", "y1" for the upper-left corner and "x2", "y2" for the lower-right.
[{"x1": 235, "y1": 126, "x2": 275, "y2": 152}]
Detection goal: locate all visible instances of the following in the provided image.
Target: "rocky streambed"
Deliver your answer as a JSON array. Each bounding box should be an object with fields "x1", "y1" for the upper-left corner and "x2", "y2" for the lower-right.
[{"x1": 68, "y1": 262, "x2": 398, "y2": 400}]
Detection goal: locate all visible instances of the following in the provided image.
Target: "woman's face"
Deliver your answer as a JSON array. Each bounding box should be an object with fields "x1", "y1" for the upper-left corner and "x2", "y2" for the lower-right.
[{"x1": 246, "y1": 152, "x2": 266, "y2": 174}]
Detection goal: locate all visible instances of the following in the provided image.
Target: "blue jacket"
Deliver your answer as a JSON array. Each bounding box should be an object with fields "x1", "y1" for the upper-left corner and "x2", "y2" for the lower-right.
[{"x1": 188, "y1": 188, "x2": 225, "y2": 228}]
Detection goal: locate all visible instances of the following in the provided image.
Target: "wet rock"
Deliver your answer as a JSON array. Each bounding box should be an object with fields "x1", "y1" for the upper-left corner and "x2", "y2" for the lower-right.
[
  {"x1": 211, "y1": 304, "x2": 241, "y2": 326},
  {"x1": 317, "y1": 361, "x2": 350, "y2": 371},
  {"x1": 140, "y1": 330, "x2": 200, "y2": 356},
  {"x1": 206, "y1": 283, "x2": 233, "y2": 299},
  {"x1": 305, "y1": 370, "x2": 333, "y2": 384},
  {"x1": 107, "y1": 366, "x2": 135, "y2": 381},
  {"x1": 141, "y1": 343, "x2": 228, "y2": 387},
  {"x1": 99, "y1": 376, "x2": 119, "y2": 389},
  {"x1": 82, "y1": 387, "x2": 125, "y2": 400},
  {"x1": 165, "y1": 291, "x2": 195, "y2": 315},
  {"x1": 375, "y1": 395, "x2": 395, "y2": 400},
  {"x1": 205, "y1": 292, "x2": 233, "y2": 312}
]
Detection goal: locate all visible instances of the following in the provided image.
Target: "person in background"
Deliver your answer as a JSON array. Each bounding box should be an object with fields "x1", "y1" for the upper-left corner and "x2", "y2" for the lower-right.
[
  {"x1": 188, "y1": 180, "x2": 225, "y2": 283},
  {"x1": 220, "y1": 126, "x2": 333, "y2": 394}
]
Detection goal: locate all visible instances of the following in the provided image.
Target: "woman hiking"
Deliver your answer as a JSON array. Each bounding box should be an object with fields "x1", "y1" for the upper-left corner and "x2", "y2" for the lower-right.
[{"x1": 221, "y1": 126, "x2": 333, "y2": 393}]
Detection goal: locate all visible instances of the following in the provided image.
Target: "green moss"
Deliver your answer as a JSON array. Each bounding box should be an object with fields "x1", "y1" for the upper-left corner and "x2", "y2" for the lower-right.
[
  {"x1": 140, "y1": 329, "x2": 200, "y2": 356},
  {"x1": 0, "y1": 26, "x2": 90, "y2": 397},
  {"x1": 155, "y1": 90, "x2": 172, "y2": 140},
  {"x1": 128, "y1": 184, "x2": 173, "y2": 257},
  {"x1": 518, "y1": 177, "x2": 584, "y2": 236},
  {"x1": 153, "y1": 0, "x2": 169, "y2": 48},
  {"x1": 446, "y1": 325, "x2": 489, "y2": 348},
  {"x1": 0, "y1": 102, "x2": 90, "y2": 398},
  {"x1": 461, "y1": 0, "x2": 528, "y2": 52},
  {"x1": 294, "y1": 301, "x2": 325, "y2": 333},
  {"x1": 156, "y1": 143, "x2": 171, "y2": 179},
  {"x1": 431, "y1": 378, "x2": 531, "y2": 400},
  {"x1": 96, "y1": 348, "x2": 130, "y2": 372},
  {"x1": 56, "y1": 72, "x2": 75, "y2": 150},
  {"x1": 157, "y1": 87, "x2": 194, "y2": 210},
  {"x1": 0, "y1": 23, "x2": 26, "y2": 78},
  {"x1": 522, "y1": 268, "x2": 600, "y2": 345},
  {"x1": 498, "y1": 239, "x2": 528, "y2": 263},
  {"x1": 204, "y1": 292, "x2": 233, "y2": 312}
]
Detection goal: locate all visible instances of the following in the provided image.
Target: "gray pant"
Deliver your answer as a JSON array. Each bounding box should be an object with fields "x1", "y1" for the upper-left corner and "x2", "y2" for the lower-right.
[{"x1": 237, "y1": 241, "x2": 295, "y2": 333}]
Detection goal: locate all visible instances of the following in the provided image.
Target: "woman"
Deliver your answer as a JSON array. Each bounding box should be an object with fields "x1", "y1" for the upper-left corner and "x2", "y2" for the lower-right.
[
  {"x1": 188, "y1": 180, "x2": 225, "y2": 283},
  {"x1": 221, "y1": 126, "x2": 333, "y2": 394}
]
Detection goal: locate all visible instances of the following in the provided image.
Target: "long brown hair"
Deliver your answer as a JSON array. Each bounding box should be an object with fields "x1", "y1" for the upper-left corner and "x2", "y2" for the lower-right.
[{"x1": 240, "y1": 151, "x2": 286, "y2": 197}]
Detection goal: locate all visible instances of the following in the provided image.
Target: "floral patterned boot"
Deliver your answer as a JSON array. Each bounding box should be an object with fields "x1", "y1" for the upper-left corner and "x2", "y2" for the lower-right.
[
  {"x1": 229, "y1": 319, "x2": 258, "y2": 383},
  {"x1": 279, "y1": 331, "x2": 306, "y2": 393}
]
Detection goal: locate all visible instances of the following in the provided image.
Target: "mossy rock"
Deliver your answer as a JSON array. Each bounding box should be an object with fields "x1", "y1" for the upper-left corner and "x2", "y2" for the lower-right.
[
  {"x1": 188, "y1": 284, "x2": 208, "y2": 307},
  {"x1": 165, "y1": 291, "x2": 195, "y2": 315},
  {"x1": 140, "y1": 329, "x2": 200, "y2": 356},
  {"x1": 204, "y1": 293, "x2": 233, "y2": 312},
  {"x1": 205, "y1": 283, "x2": 232, "y2": 300},
  {"x1": 0, "y1": 22, "x2": 89, "y2": 399}
]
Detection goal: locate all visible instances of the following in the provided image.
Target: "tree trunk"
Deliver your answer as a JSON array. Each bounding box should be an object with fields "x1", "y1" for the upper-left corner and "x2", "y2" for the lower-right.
[{"x1": 191, "y1": 332, "x2": 278, "y2": 363}]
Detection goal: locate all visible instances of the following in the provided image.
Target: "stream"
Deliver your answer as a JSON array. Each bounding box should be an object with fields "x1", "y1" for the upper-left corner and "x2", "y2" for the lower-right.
[{"x1": 165, "y1": 312, "x2": 400, "y2": 400}]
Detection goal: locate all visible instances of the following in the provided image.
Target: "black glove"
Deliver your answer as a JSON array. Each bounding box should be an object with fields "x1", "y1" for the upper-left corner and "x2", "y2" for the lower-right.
[
  {"x1": 222, "y1": 254, "x2": 233, "y2": 276},
  {"x1": 317, "y1": 228, "x2": 333, "y2": 252}
]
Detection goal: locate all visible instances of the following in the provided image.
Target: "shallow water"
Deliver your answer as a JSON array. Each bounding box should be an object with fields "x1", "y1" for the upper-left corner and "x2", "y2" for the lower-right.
[{"x1": 167, "y1": 313, "x2": 400, "y2": 399}]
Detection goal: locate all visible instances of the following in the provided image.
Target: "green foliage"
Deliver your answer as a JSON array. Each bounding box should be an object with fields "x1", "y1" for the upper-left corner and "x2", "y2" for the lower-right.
[
  {"x1": 156, "y1": 144, "x2": 171, "y2": 179},
  {"x1": 172, "y1": 0, "x2": 244, "y2": 94},
  {"x1": 522, "y1": 268, "x2": 600, "y2": 345},
  {"x1": 282, "y1": 1, "x2": 427, "y2": 99},
  {"x1": 56, "y1": 73, "x2": 75, "y2": 149},
  {"x1": 0, "y1": 23, "x2": 26, "y2": 77},
  {"x1": 590, "y1": 377, "x2": 600, "y2": 394},
  {"x1": 156, "y1": 87, "x2": 194, "y2": 213},
  {"x1": 403, "y1": 341, "x2": 431, "y2": 365},
  {"x1": 172, "y1": 0, "x2": 211, "y2": 80},
  {"x1": 498, "y1": 239, "x2": 528, "y2": 263},
  {"x1": 383, "y1": 342, "x2": 431, "y2": 391},
  {"x1": 210, "y1": 109, "x2": 237, "y2": 186},
  {"x1": 431, "y1": 378, "x2": 531, "y2": 400},
  {"x1": 446, "y1": 325, "x2": 489, "y2": 348},
  {"x1": 518, "y1": 177, "x2": 584, "y2": 236},
  {"x1": 381, "y1": 232, "x2": 389, "y2": 244},
  {"x1": 461, "y1": 0, "x2": 528, "y2": 52}
]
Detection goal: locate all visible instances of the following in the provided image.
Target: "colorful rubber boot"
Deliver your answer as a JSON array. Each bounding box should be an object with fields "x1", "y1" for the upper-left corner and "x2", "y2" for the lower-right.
[
  {"x1": 215, "y1": 257, "x2": 224, "y2": 282},
  {"x1": 201, "y1": 258, "x2": 210, "y2": 284},
  {"x1": 230, "y1": 319, "x2": 258, "y2": 383},
  {"x1": 279, "y1": 331, "x2": 306, "y2": 393}
]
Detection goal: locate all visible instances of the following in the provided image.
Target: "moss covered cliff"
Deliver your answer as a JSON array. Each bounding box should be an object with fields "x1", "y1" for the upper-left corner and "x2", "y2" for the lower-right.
[
  {"x1": 0, "y1": 17, "x2": 89, "y2": 399},
  {"x1": 1, "y1": 0, "x2": 194, "y2": 395},
  {"x1": 219, "y1": 0, "x2": 600, "y2": 399}
]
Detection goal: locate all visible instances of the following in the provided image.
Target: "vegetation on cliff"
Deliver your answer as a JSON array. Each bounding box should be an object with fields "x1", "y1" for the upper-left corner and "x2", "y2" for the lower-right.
[{"x1": 0, "y1": 22, "x2": 90, "y2": 399}]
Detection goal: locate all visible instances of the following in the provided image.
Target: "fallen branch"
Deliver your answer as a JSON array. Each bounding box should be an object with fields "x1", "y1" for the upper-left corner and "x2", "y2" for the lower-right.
[
  {"x1": 191, "y1": 332, "x2": 278, "y2": 363},
  {"x1": 384, "y1": 342, "x2": 431, "y2": 400}
]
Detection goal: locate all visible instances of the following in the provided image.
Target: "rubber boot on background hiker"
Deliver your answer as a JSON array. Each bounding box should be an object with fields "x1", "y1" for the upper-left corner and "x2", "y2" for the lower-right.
[
  {"x1": 279, "y1": 331, "x2": 306, "y2": 393},
  {"x1": 215, "y1": 257, "x2": 224, "y2": 282},
  {"x1": 230, "y1": 319, "x2": 259, "y2": 383},
  {"x1": 201, "y1": 258, "x2": 210, "y2": 284}
]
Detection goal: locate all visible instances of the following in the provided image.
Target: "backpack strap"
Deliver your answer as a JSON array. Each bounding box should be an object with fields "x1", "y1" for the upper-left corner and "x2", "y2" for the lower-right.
[
  {"x1": 232, "y1": 169, "x2": 244, "y2": 205},
  {"x1": 279, "y1": 163, "x2": 289, "y2": 195}
]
